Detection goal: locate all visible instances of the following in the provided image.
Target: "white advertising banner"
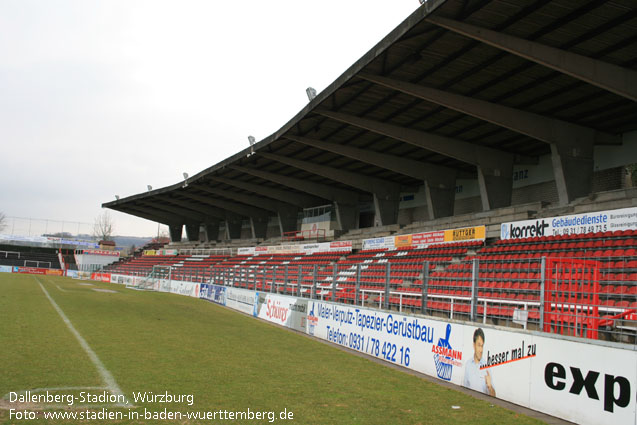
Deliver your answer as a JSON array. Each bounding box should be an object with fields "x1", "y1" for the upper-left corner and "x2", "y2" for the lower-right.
[
  {"x1": 306, "y1": 301, "x2": 465, "y2": 386},
  {"x1": 307, "y1": 300, "x2": 636, "y2": 425},
  {"x1": 500, "y1": 206, "x2": 637, "y2": 239},
  {"x1": 0, "y1": 265, "x2": 12, "y2": 273},
  {"x1": 255, "y1": 293, "x2": 308, "y2": 332},
  {"x1": 528, "y1": 334, "x2": 636, "y2": 425},
  {"x1": 225, "y1": 287, "x2": 258, "y2": 315},
  {"x1": 158, "y1": 280, "x2": 199, "y2": 298}
]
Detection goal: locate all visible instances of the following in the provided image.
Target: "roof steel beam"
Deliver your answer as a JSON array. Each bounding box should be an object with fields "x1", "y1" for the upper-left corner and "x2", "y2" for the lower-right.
[
  {"x1": 138, "y1": 201, "x2": 208, "y2": 222},
  {"x1": 209, "y1": 176, "x2": 321, "y2": 208},
  {"x1": 426, "y1": 16, "x2": 637, "y2": 102},
  {"x1": 258, "y1": 152, "x2": 401, "y2": 225},
  {"x1": 191, "y1": 185, "x2": 293, "y2": 214},
  {"x1": 258, "y1": 152, "x2": 400, "y2": 197},
  {"x1": 118, "y1": 205, "x2": 178, "y2": 225},
  {"x1": 315, "y1": 109, "x2": 518, "y2": 167},
  {"x1": 284, "y1": 134, "x2": 452, "y2": 181},
  {"x1": 179, "y1": 192, "x2": 269, "y2": 220},
  {"x1": 358, "y1": 73, "x2": 619, "y2": 147},
  {"x1": 191, "y1": 185, "x2": 298, "y2": 236},
  {"x1": 230, "y1": 165, "x2": 359, "y2": 205},
  {"x1": 315, "y1": 109, "x2": 514, "y2": 210},
  {"x1": 284, "y1": 134, "x2": 457, "y2": 218}
]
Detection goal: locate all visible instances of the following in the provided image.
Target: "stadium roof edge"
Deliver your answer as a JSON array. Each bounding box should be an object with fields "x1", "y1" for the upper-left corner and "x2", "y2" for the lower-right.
[{"x1": 102, "y1": 0, "x2": 447, "y2": 209}]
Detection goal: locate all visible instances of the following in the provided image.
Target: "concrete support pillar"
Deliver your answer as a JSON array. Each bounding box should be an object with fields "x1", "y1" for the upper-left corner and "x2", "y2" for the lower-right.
[
  {"x1": 205, "y1": 221, "x2": 220, "y2": 242},
  {"x1": 250, "y1": 216, "x2": 269, "y2": 239},
  {"x1": 185, "y1": 224, "x2": 200, "y2": 242},
  {"x1": 334, "y1": 202, "x2": 358, "y2": 232},
  {"x1": 551, "y1": 142, "x2": 594, "y2": 205},
  {"x1": 477, "y1": 151, "x2": 514, "y2": 211},
  {"x1": 225, "y1": 217, "x2": 242, "y2": 240},
  {"x1": 424, "y1": 168, "x2": 456, "y2": 219},
  {"x1": 277, "y1": 208, "x2": 299, "y2": 236},
  {"x1": 373, "y1": 193, "x2": 400, "y2": 226},
  {"x1": 169, "y1": 224, "x2": 183, "y2": 242}
]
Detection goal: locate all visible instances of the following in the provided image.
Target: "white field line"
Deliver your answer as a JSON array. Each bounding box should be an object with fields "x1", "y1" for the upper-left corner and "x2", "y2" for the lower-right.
[{"x1": 34, "y1": 277, "x2": 130, "y2": 407}]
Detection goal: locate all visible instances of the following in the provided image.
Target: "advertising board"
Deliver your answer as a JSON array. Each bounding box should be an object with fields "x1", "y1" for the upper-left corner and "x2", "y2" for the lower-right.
[
  {"x1": 254, "y1": 293, "x2": 308, "y2": 332},
  {"x1": 500, "y1": 207, "x2": 637, "y2": 239}
]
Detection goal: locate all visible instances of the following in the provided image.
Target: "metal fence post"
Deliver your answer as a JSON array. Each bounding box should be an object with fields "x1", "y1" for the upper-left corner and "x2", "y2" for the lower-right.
[
  {"x1": 470, "y1": 258, "x2": 479, "y2": 321},
  {"x1": 384, "y1": 262, "x2": 390, "y2": 310},
  {"x1": 297, "y1": 265, "x2": 302, "y2": 298},
  {"x1": 540, "y1": 257, "x2": 546, "y2": 330},
  {"x1": 421, "y1": 261, "x2": 430, "y2": 315},
  {"x1": 283, "y1": 265, "x2": 289, "y2": 295},
  {"x1": 261, "y1": 266, "x2": 266, "y2": 292},
  {"x1": 355, "y1": 264, "x2": 361, "y2": 306},
  {"x1": 271, "y1": 266, "x2": 276, "y2": 293},
  {"x1": 311, "y1": 264, "x2": 317, "y2": 300}
]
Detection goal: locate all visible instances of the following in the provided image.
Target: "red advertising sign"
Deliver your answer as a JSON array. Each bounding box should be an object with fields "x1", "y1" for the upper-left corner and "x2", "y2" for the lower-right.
[{"x1": 90, "y1": 272, "x2": 112, "y2": 282}]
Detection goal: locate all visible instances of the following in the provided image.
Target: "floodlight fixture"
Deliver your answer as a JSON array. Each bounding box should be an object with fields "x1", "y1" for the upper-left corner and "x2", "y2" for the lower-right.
[
  {"x1": 306, "y1": 87, "x2": 317, "y2": 101},
  {"x1": 147, "y1": 185, "x2": 152, "y2": 191},
  {"x1": 115, "y1": 195, "x2": 120, "y2": 200},
  {"x1": 248, "y1": 136, "x2": 256, "y2": 146},
  {"x1": 183, "y1": 172, "x2": 189, "y2": 180}
]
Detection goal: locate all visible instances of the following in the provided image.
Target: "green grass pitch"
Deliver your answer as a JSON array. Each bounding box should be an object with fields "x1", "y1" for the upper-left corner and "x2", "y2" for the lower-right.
[{"x1": 0, "y1": 273, "x2": 546, "y2": 424}]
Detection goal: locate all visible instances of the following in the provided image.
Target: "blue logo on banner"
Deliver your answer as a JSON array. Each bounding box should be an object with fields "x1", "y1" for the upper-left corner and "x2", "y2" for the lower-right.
[
  {"x1": 434, "y1": 324, "x2": 455, "y2": 381},
  {"x1": 501, "y1": 223, "x2": 509, "y2": 239}
]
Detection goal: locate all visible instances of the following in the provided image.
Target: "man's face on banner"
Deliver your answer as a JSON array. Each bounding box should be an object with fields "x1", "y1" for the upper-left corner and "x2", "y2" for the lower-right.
[{"x1": 473, "y1": 335, "x2": 484, "y2": 362}]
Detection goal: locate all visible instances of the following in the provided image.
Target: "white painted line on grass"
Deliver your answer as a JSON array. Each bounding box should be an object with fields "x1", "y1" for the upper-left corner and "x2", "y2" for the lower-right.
[{"x1": 34, "y1": 277, "x2": 130, "y2": 406}]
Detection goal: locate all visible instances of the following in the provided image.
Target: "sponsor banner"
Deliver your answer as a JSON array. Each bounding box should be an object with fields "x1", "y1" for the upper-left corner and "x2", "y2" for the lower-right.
[
  {"x1": 199, "y1": 283, "x2": 227, "y2": 306},
  {"x1": 82, "y1": 249, "x2": 120, "y2": 257},
  {"x1": 109, "y1": 273, "x2": 137, "y2": 285},
  {"x1": 143, "y1": 249, "x2": 178, "y2": 256},
  {"x1": 158, "y1": 280, "x2": 199, "y2": 297},
  {"x1": 225, "y1": 287, "x2": 258, "y2": 315},
  {"x1": 66, "y1": 270, "x2": 79, "y2": 278},
  {"x1": 45, "y1": 269, "x2": 64, "y2": 276},
  {"x1": 362, "y1": 226, "x2": 486, "y2": 250},
  {"x1": 237, "y1": 241, "x2": 353, "y2": 257},
  {"x1": 330, "y1": 241, "x2": 352, "y2": 251},
  {"x1": 361, "y1": 236, "x2": 395, "y2": 250},
  {"x1": 90, "y1": 272, "x2": 111, "y2": 282},
  {"x1": 306, "y1": 301, "x2": 464, "y2": 385},
  {"x1": 255, "y1": 293, "x2": 308, "y2": 332},
  {"x1": 500, "y1": 206, "x2": 637, "y2": 240},
  {"x1": 0, "y1": 265, "x2": 12, "y2": 273},
  {"x1": 237, "y1": 247, "x2": 255, "y2": 256},
  {"x1": 13, "y1": 266, "x2": 52, "y2": 276},
  {"x1": 461, "y1": 326, "x2": 636, "y2": 425}
]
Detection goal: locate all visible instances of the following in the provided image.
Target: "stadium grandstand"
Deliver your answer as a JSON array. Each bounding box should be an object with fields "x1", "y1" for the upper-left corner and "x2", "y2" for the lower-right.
[
  {"x1": 1, "y1": 2, "x2": 633, "y2": 424},
  {"x1": 102, "y1": 0, "x2": 637, "y2": 341}
]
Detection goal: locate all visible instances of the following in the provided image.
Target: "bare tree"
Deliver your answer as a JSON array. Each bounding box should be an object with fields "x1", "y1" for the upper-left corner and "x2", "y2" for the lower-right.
[
  {"x1": 0, "y1": 212, "x2": 6, "y2": 233},
  {"x1": 93, "y1": 210, "x2": 115, "y2": 241}
]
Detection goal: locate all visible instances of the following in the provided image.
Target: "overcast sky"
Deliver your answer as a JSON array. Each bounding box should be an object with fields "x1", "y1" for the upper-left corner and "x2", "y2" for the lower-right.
[{"x1": 0, "y1": 0, "x2": 420, "y2": 238}]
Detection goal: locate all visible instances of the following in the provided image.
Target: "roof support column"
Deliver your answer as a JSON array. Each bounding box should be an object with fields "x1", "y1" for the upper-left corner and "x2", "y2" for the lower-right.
[
  {"x1": 551, "y1": 141, "x2": 594, "y2": 205},
  {"x1": 185, "y1": 224, "x2": 200, "y2": 242},
  {"x1": 373, "y1": 193, "x2": 400, "y2": 226},
  {"x1": 205, "y1": 221, "x2": 220, "y2": 242},
  {"x1": 277, "y1": 207, "x2": 299, "y2": 236},
  {"x1": 169, "y1": 224, "x2": 183, "y2": 242},
  {"x1": 225, "y1": 216, "x2": 242, "y2": 240},
  {"x1": 250, "y1": 217, "x2": 268, "y2": 239},
  {"x1": 424, "y1": 167, "x2": 457, "y2": 219},
  {"x1": 335, "y1": 202, "x2": 358, "y2": 232},
  {"x1": 476, "y1": 149, "x2": 514, "y2": 211}
]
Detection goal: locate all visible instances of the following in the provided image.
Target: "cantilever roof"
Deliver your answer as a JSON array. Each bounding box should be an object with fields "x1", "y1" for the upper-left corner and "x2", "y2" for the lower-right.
[{"x1": 104, "y1": 0, "x2": 637, "y2": 226}]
